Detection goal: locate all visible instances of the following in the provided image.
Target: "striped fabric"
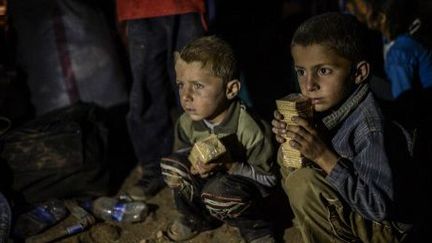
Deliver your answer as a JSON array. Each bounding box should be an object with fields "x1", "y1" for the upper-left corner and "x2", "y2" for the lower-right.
[
  {"x1": 201, "y1": 193, "x2": 251, "y2": 220},
  {"x1": 161, "y1": 155, "x2": 196, "y2": 201}
]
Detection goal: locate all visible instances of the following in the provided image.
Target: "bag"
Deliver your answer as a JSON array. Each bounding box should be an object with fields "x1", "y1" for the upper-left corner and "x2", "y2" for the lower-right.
[
  {"x1": 0, "y1": 102, "x2": 109, "y2": 203},
  {"x1": 10, "y1": 0, "x2": 128, "y2": 115}
]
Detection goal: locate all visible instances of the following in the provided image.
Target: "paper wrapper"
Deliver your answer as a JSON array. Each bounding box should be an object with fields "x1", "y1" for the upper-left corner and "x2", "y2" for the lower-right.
[
  {"x1": 276, "y1": 93, "x2": 313, "y2": 168},
  {"x1": 188, "y1": 134, "x2": 227, "y2": 165}
]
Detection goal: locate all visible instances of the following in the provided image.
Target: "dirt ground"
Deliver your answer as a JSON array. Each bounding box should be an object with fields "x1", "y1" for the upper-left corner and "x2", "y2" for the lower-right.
[{"x1": 26, "y1": 166, "x2": 301, "y2": 243}]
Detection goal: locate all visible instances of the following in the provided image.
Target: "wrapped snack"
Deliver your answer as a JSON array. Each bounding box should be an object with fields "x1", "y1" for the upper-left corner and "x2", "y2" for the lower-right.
[
  {"x1": 276, "y1": 93, "x2": 313, "y2": 168},
  {"x1": 188, "y1": 134, "x2": 227, "y2": 165}
]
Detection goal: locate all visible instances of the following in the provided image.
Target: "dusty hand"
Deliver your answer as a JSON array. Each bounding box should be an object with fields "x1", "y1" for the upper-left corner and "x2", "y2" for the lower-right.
[
  {"x1": 285, "y1": 116, "x2": 331, "y2": 163},
  {"x1": 271, "y1": 110, "x2": 288, "y2": 144}
]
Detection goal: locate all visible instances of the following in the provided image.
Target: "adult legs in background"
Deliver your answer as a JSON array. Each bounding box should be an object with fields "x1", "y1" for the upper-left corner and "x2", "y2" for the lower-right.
[{"x1": 126, "y1": 13, "x2": 205, "y2": 200}]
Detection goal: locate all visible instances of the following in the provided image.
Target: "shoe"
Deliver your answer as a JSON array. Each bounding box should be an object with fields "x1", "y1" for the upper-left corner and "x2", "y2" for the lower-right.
[
  {"x1": 249, "y1": 234, "x2": 276, "y2": 243},
  {"x1": 164, "y1": 217, "x2": 221, "y2": 242},
  {"x1": 126, "y1": 165, "x2": 165, "y2": 201},
  {"x1": 164, "y1": 219, "x2": 200, "y2": 242}
]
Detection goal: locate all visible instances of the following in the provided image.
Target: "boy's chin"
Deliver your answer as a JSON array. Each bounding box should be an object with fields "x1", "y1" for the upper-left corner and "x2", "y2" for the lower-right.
[
  {"x1": 313, "y1": 103, "x2": 331, "y2": 113},
  {"x1": 186, "y1": 113, "x2": 204, "y2": 121},
  {"x1": 314, "y1": 107, "x2": 326, "y2": 113}
]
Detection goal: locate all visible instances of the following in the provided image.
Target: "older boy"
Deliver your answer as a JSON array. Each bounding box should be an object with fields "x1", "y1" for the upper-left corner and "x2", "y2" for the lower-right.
[
  {"x1": 272, "y1": 13, "x2": 414, "y2": 242},
  {"x1": 160, "y1": 36, "x2": 277, "y2": 242}
]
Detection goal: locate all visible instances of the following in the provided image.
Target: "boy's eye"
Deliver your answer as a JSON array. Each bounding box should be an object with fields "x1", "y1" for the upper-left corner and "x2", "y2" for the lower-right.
[
  {"x1": 295, "y1": 69, "x2": 305, "y2": 77},
  {"x1": 192, "y1": 82, "x2": 204, "y2": 89},
  {"x1": 318, "y1": 67, "x2": 331, "y2": 75},
  {"x1": 176, "y1": 82, "x2": 183, "y2": 89}
]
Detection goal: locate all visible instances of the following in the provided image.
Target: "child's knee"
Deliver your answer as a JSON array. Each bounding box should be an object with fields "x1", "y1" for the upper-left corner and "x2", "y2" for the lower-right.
[
  {"x1": 200, "y1": 175, "x2": 259, "y2": 220},
  {"x1": 284, "y1": 168, "x2": 325, "y2": 209},
  {"x1": 160, "y1": 155, "x2": 191, "y2": 189},
  {"x1": 201, "y1": 191, "x2": 252, "y2": 220}
]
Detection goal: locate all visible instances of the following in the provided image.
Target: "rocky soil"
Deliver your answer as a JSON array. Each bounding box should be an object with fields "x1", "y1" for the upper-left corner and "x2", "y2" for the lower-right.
[{"x1": 26, "y1": 166, "x2": 302, "y2": 243}]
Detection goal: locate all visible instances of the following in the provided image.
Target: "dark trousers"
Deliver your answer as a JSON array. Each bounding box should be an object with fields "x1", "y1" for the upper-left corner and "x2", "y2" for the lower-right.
[
  {"x1": 126, "y1": 14, "x2": 205, "y2": 166},
  {"x1": 161, "y1": 155, "x2": 273, "y2": 241}
]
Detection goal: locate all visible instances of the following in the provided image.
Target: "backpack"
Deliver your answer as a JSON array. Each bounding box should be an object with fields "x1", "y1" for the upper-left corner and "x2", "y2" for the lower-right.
[{"x1": 0, "y1": 102, "x2": 109, "y2": 203}]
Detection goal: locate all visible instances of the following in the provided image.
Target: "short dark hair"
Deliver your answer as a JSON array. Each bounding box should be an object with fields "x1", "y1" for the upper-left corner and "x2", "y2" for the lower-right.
[
  {"x1": 176, "y1": 35, "x2": 239, "y2": 83},
  {"x1": 291, "y1": 12, "x2": 368, "y2": 63}
]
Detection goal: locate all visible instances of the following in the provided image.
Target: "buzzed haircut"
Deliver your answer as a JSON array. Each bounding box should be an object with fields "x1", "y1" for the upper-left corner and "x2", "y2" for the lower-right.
[
  {"x1": 291, "y1": 12, "x2": 368, "y2": 63},
  {"x1": 176, "y1": 35, "x2": 239, "y2": 83}
]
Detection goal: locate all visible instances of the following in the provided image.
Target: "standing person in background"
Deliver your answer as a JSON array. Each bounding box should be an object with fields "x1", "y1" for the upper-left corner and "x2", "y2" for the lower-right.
[
  {"x1": 364, "y1": 0, "x2": 432, "y2": 128},
  {"x1": 115, "y1": 0, "x2": 207, "y2": 201}
]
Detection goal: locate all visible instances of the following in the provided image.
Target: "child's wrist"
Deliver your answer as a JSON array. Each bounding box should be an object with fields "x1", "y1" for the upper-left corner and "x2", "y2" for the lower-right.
[{"x1": 316, "y1": 151, "x2": 339, "y2": 174}]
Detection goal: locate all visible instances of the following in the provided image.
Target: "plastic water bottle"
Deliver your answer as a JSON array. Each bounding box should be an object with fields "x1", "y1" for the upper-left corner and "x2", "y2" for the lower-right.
[
  {"x1": 26, "y1": 203, "x2": 95, "y2": 243},
  {"x1": 91, "y1": 196, "x2": 148, "y2": 223},
  {"x1": 13, "y1": 199, "x2": 69, "y2": 238}
]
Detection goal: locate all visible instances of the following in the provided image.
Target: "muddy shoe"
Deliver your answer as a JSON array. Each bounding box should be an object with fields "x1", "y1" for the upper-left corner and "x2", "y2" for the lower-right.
[
  {"x1": 126, "y1": 174, "x2": 165, "y2": 201},
  {"x1": 164, "y1": 219, "x2": 200, "y2": 242},
  {"x1": 163, "y1": 216, "x2": 221, "y2": 242}
]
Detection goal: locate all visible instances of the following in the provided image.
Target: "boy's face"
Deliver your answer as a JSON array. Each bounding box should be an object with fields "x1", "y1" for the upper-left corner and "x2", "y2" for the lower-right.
[
  {"x1": 291, "y1": 44, "x2": 356, "y2": 112},
  {"x1": 175, "y1": 57, "x2": 231, "y2": 124}
]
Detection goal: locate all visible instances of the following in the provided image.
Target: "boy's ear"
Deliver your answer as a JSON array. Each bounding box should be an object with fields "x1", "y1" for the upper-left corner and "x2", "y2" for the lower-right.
[
  {"x1": 354, "y1": 61, "x2": 370, "y2": 84},
  {"x1": 225, "y1": 79, "x2": 241, "y2": 100},
  {"x1": 174, "y1": 51, "x2": 180, "y2": 62}
]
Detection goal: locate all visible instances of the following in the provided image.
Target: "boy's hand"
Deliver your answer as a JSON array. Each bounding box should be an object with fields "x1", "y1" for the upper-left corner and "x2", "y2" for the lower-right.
[
  {"x1": 271, "y1": 110, "x2": 288, "y2": 143},
  {"x1": 190, "y1": 160, "x2": 222, "y2": 178},
  {"x1": 286, "y1": 116, "x2": 339, "y2": 173}
]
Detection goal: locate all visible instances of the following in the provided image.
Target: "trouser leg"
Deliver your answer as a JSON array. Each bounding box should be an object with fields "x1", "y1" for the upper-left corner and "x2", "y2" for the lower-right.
[
  {"x1": 282, "y1": 166, "x2": 406, "y2": 243},
  {"x1": 126, "y1": 17, "x2": 173, "y2": 166},
  {"x1": 160, "y1": 154, "x2": 217, "y2": 228},
  {"x1": 201, "y1": 174, "x2": 274, "y2": 241},
  {"x1": 126, "y1": 13, "x2": 204, "y2": 166}
]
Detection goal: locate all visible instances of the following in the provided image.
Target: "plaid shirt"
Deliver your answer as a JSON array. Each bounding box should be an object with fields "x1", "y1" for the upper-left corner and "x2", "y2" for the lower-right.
[{"x1": 324, "y1": 83, "x2": 395, "y2": 222}]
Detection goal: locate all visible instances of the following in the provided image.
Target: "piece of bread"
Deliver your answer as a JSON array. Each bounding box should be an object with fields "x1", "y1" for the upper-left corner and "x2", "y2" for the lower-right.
[
  {"x1": 188, "y1": 134, "x2": 227, "y2": 165},
  {"x1": 276, "y1": 93, "x2": 313, "y2": 168}
]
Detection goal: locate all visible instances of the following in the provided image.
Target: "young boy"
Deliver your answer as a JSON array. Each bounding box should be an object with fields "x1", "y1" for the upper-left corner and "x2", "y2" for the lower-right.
[
  {"x1": 160, "y1": 36, "x2": 277, "y2": 242},
  {"x1": 272, "y1": 13, "x2": 415, "y2": 242}
]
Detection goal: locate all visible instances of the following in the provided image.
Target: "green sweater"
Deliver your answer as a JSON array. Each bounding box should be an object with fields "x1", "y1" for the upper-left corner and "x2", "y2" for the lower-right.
[{"x1": 174, "y1": 100, "x2": 275, "y2": 177}]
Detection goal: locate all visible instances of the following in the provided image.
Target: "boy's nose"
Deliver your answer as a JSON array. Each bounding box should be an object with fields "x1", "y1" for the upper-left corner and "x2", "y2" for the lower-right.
[
  {"x1": 181, "y1": 86, "x2": 193, "y2": 101},
  {"x1": 305, "y1": 75, "x2": 318, "y2": 91}
]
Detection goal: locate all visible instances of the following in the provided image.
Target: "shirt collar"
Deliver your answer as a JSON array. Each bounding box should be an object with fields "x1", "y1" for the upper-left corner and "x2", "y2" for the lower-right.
[
  {"x1": 322, "y1": 83, "x2": 369, "y2": 130},
  {"x1": 192, "y1": 99, "x2": 240, "y2": 135}
]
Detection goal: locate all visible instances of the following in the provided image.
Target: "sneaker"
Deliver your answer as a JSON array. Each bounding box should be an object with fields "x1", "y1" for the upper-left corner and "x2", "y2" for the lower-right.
[
  {"x1": 249, "y1": 234, "x2": 276, "y2": 243},
  {"x1": 126, "y1": 166, "x2": 165, "y2": 201}
]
